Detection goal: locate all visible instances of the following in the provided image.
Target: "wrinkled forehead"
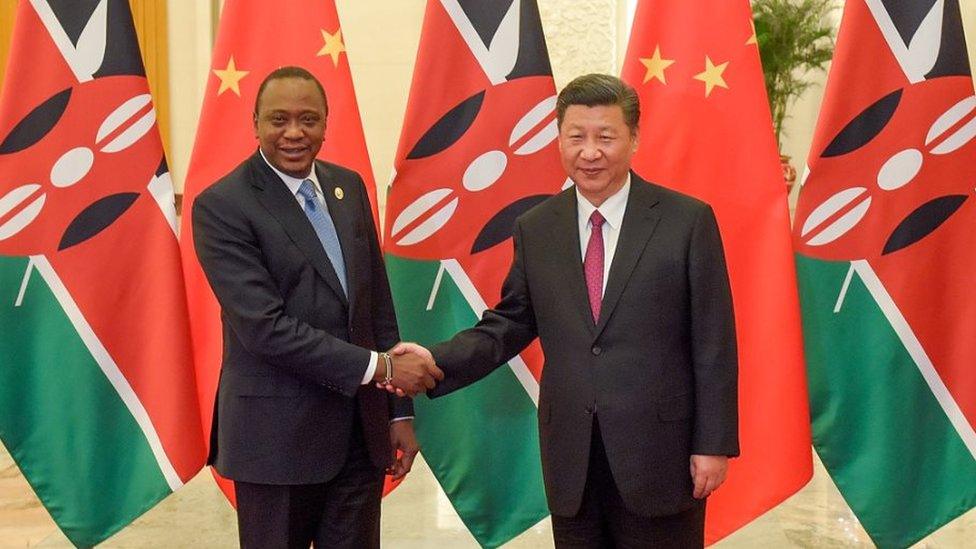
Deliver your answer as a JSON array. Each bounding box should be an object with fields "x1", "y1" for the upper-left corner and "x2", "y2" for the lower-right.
[{"x1": 559, "y1": 104, "x2": 629, "y2": 130}]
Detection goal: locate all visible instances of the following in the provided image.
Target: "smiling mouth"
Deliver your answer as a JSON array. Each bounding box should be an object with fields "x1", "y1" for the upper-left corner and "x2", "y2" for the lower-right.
[{"x1": 279, "y1": 147, "x2": 308, "y2": 158}]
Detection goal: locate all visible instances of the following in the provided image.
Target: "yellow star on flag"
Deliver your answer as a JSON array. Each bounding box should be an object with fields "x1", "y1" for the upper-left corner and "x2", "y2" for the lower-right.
[
  {"x1": 746, "y1": 20, "x2": 758, "y2": 45},
  {"x1": 638, "y1": 46, "x2": 675, "y2": 84},
  {"x1": 317, "y1": 28, "x2": 346, "y2": 67},
  {"x1": 213, "y1": 56, "x2": 249, "y2": 96},
  {"x1": 693, "y1": 56, "x2": 729, "y2": 97}
]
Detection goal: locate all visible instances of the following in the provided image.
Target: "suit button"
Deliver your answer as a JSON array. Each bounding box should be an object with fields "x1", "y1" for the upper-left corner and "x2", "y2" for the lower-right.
[
  {"x1": 591, "y1": 346, "x2": 601, "y2": 356},
  {"x1": 585, "y1": 405, "x2": 595, "y2": 414}
]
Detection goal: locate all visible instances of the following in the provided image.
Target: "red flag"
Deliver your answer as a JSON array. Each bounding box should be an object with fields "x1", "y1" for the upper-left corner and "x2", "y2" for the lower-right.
[
  {"x1": 0, "y1": 1, "x2": 204, "y2": 543},
  {"x1": 621, "y1": 0, "x2": 812, "y2": 542},
  {"x1": 178, "y1": 0, "x2": 383, "y2": 502}
]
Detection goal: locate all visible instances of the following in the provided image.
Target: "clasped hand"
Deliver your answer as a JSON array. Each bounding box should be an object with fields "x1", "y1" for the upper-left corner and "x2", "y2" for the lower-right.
[{"x1": 375, "y1": 342, "x2": 443, "y2": 397}]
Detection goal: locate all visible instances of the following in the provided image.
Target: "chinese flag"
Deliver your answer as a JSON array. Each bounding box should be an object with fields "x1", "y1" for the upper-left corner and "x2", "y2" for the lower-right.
[
  {"x1": 621, "y1": 0, "x2": 812, "y2": 543},
  {"x1": 179, "y1": 0, "x2": 382, "y2": 503}
]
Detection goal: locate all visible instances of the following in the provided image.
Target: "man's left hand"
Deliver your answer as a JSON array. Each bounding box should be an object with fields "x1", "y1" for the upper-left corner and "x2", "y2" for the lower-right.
[
  {"x1": 388, "y1": 420, "x2": 420, "y2": 480},
  {"x1": 690, "y1": 454, "x2": 728, "y2": 499}
]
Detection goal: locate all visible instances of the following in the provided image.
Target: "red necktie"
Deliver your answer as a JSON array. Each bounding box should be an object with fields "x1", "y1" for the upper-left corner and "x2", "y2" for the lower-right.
[{"x1": 584, "y1": 210, "x2": 606, "y2": 323}]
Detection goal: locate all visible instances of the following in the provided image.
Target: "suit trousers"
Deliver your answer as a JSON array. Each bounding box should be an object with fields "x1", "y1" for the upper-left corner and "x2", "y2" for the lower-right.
[
  {"x1": 234, "y1": 418, "x2": 385, "y2": 549},
  {"x1": 551, "y1": 416, "x2": 706, "y2": 549}
]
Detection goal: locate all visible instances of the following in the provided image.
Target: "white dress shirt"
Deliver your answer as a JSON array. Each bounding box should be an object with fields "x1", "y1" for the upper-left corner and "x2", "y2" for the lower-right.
[
  {"x1": 259, "y1": 150, "x2": 378, "y2": 385},
  {"x1": 576, "y1": 175, "x2": 631, "y2": 297}
]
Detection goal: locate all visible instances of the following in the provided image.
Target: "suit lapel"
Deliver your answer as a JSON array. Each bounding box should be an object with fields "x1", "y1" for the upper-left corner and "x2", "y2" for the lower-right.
[
  {"x1": 249, "y1": 154, "x2": 349, "y2": 307},
  {"x1": 549, "y1": 189, "x2": 596, "y2": 336},
  {"x1": 317, "y1": 162, "x2": 361, "y2": 315},
  {"x1": 594, "y1": 175, "x2": 661, "y2": 340}
]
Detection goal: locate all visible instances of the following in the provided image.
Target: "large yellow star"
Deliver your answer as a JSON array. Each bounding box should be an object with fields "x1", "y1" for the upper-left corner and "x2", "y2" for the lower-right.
[
  {"x1": 317, "y1": 28, "x2": 346, "y2": 67},
  {"x1": 693, "y1": 56, "x2": 729, "y2": 97},
  {"x1": 213, "y1": 56, "x2": 249, "y2": 96},
  {"x1": 638, "y1": 46, "x2": 675, "y2": 84}
]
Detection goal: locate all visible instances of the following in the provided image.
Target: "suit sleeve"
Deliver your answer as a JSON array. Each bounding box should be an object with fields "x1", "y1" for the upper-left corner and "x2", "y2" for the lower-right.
[
  {"x1": 351, "y1": 175, "x2": 415, "y2": 419},
  {"x1": 192, "y1": 188, "x2": 371, "y2": 397},
  {"x1": 428, "y1": 219, "x2": 538, "y2": 398},
  {"x1": 688, "y1": 205, "x2": 739, "y2": 456}
]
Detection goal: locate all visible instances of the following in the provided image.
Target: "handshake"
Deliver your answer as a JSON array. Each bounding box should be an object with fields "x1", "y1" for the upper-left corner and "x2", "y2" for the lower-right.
[{"x1": 373, "y1": 342, "x2": 443, "y2": 397}]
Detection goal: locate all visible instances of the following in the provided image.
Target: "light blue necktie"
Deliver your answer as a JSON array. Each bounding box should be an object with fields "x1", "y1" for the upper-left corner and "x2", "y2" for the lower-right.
[{"x1": 297, "y1": 179, "x2": 347, "y2": 297}]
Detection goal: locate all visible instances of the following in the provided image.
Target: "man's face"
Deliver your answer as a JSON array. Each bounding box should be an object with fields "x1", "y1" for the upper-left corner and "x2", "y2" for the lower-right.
[
  {"x1": 558, "y1": 104, "x2": 638, "y2": 207},
  {"x1": 254, "y1": 77, "x2": 326, "y2": 178}
]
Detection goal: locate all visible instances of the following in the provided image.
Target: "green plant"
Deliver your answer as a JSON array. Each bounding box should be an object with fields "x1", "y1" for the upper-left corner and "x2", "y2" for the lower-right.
[{"x1": 752, "y1": 0, "x2": 836, "y2": 148}]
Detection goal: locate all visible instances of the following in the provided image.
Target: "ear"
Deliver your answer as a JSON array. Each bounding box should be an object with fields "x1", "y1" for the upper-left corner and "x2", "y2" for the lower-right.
[{"x1": 252, "y1": 114, "x2": 259, "y2": 138}]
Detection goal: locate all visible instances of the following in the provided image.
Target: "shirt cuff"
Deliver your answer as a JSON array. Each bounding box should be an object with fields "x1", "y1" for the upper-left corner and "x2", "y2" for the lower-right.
[
  {"x1": 362, "y1": 351, "x2": 378, "y2": 385},
  {"x1": 390, "y1": 416, "x2": 414, "y2": 424}
]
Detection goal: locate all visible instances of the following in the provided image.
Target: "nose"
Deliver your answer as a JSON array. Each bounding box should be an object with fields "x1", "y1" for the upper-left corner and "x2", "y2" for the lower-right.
[
  {"x1": 283, "y1": 120, "x2": 303, "y2": 139},
  {"x1": 580, "y1": 142, "x2": 602, "y2": 161}
]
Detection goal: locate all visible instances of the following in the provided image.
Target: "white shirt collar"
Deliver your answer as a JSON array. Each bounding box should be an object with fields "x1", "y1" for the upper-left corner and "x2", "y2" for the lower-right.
[
  {"x1": 576, "y1": 173, "x2": 630, "y2": 230},
  {"x1": 259, "y1": 148, "x2": 322, "y2": 199}
]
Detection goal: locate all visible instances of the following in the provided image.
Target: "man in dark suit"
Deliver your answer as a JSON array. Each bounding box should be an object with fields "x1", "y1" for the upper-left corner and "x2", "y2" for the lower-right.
[
  {"x1": 193, "y1": 66, "x2": 442, "y2": 549},
  {"x1": 394, "y1": 74, "x2": 738, "y2": 547}
]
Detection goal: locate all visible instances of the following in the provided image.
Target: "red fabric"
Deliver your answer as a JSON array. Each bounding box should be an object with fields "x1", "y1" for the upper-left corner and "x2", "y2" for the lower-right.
[
  {"x1": 0, "y1": 2, "x2": 205, "y2": 481},
  {"x1": 177, "y1": 0, "x2": 392, "y2": 504},
  {"x1": 383, "y1": 0, "x2": 565, "y2": 383},
  {"x1": 621, "y1": 0, "x2": 812, "y2": 543},
  {"x1": 793, "y1": 0, "x2": 976, "y2": 433}
]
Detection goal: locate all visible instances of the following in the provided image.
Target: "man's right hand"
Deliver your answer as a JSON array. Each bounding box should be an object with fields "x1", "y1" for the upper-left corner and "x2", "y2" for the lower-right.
[{"x1": 374, "y1": 342, "x2": 443, "y2": 397}]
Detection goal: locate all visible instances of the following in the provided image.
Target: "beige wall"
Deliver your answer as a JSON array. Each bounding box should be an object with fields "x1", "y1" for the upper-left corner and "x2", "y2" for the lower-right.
[{"x1": 165, "y1": 0, "x2": 214, "y2": 195}]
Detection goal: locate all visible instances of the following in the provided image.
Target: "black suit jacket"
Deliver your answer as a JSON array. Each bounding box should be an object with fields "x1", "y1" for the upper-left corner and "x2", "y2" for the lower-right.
[
  {"x1": 429, "y1": 175, "x2": 738, "y2": 517},
  {"x1": 193, "y1": 151, "x2": 408, "y2": 485}
]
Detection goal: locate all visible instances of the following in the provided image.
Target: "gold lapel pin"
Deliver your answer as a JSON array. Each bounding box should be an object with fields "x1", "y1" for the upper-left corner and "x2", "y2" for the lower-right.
[{"x1": 334, "y1": 187, "x2": 344, "y2": 200}]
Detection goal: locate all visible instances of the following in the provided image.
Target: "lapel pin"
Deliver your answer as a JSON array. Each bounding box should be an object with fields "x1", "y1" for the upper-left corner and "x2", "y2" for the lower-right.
[{"x1": 334, "y1": 187, "x2": 344, "y2": 200}]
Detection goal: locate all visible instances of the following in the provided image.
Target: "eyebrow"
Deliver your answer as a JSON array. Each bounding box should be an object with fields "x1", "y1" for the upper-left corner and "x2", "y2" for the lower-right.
[{"x1": 264, "y1": 109, "x2": 322, "y2": 116}]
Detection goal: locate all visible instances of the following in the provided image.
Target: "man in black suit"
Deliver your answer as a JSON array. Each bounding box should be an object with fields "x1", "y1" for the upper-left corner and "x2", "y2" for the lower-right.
[
  {"x1": 193, "y1": 66, "x2": 442, "y2": 549},
  {"x1": 394, "y1": 74, "x2": 738, "y2": 547}
]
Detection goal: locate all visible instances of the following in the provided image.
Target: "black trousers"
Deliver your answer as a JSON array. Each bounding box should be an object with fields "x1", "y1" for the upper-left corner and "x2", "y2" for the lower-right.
[
  {"x1": 234, "y1": 420, "x2": 385, "y2": 549},
  {"x1": 551, "y1": 417, "x2": 705, "y2": 549}
]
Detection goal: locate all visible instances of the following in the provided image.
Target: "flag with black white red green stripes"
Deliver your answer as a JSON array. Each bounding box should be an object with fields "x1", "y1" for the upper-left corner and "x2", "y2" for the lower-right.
[
  {"x1": 794, "y1": 1, "x2": 976, "y2": 546},
  {"x1": 0, "y1": 1, "x2": 205, "y2": 545}
]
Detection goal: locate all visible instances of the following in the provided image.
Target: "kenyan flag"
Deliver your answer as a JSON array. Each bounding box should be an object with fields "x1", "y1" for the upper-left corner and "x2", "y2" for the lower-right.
[
  {"x1": 794, "y1": 1, "x2": 976, "y2": 546},
  {"x1": 384, "y1": 1, "x2": 564, "y2": 546},
  {"x1": 0, "y1": 1, "x2": 204, "y2": 546}
]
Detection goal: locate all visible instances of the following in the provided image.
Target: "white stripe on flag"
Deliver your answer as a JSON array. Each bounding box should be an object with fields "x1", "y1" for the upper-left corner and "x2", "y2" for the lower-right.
[
  {"x1": 441, "y1": 259, "x2": 540, "y2": 405},
  {"x1": 864, "y1": 0, "x2": 943, "y2": 83},
  {"x1": 853, "y1": 259, "x2": 976, "y2": 460},
  {"x1": 147, "y1": 172, "x2": 179, "y2": 236},
  {"x1": 32, "y1": 255, "x2": 183, "y2": 491},
  {"x1": 30, "y1": 0, "x2": 107, "y2": 83},
  {"x1": 439, "y1": 0, "x2": 520, "y2": 84}
]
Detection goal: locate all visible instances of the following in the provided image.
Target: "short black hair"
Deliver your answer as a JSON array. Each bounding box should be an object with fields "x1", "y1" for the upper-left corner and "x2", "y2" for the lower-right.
[
  {"x1": 556, "y1": 74, "x2": 639, "y2": 134},
  {"x1": 253, "y1": 66, "x2": 328, "y2": 117}
]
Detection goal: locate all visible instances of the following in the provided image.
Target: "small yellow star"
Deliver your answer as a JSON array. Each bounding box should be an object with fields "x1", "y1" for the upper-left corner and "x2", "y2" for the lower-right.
[
  {"x1": 746, "y1": 20, "x2": 758, "y2": 45},
  {"x1": 693, "y1": 56, "x2": 729, "y2": 97},
  {"x1": 317, "y1": 28, "x2": 346, "y2": 67},
  {"x1": 638, "y1": 46, "x2": 675, "y2": 84},
  {"x1": 213, "y1": 56, "x2": 249, "y2": 96}
]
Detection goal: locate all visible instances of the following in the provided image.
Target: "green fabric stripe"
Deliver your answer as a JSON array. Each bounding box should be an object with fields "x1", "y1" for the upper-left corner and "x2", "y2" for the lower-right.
[
  {"x1": 387, "y1": 255, "x2": 548, "y2": 549},
  {"x1": 0, "y1": 256, "x2": 171, "y2": 548},
  {"x1": 797, "y1": 255, "x2": 976, "y2": 549}
]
